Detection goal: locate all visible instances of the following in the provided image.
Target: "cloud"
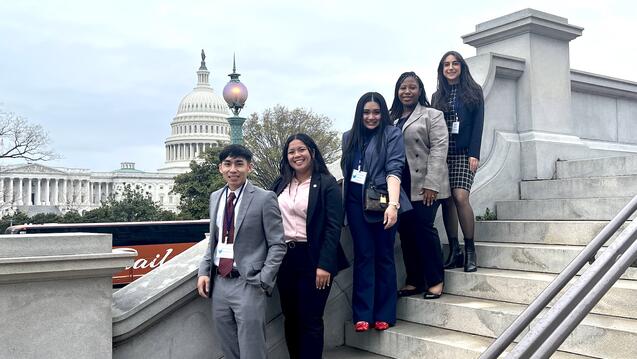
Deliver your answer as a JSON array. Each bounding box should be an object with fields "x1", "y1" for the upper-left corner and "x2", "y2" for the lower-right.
[{"x1": 0, "y1": 0, "x2": 635, "y2": 171}]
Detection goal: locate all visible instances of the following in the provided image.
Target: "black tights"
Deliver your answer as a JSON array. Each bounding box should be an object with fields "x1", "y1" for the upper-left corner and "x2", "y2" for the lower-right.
[{"x1": 441, "y1": 188, "x2": 475, "y2": 241}]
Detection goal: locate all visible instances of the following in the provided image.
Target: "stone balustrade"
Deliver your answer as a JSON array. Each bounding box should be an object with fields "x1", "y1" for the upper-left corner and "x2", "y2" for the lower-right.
[{"x1": 0, "y1": 233, "x2": 136, "y2": 359}]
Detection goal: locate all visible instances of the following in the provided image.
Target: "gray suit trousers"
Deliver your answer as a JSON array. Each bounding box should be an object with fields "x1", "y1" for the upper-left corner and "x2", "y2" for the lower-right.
[{"x1": 212, "y1": 274, "x2": 267, "y2": 359}]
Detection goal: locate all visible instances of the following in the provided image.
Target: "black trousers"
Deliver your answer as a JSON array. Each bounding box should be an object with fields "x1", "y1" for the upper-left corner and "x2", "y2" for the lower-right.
[
  {"x1": 276, "y1": 242, "x2": 332, "y2": 359},
  {"x1": 398, "y1": 200, "x2": 444, "y2": 289}
]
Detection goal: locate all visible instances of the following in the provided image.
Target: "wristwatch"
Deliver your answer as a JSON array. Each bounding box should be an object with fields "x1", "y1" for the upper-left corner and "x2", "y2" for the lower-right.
[{"x1": 388, "y1": 201, "x2": 400, "y2": 209}]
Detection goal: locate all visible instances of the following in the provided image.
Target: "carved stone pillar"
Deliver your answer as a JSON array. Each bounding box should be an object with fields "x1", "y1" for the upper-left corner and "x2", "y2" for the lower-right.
[
  {"x1": 8, "y1": 178, "x2": 14, "y2": 204},
  {"x1": 35, "y1": 178, "x2": 41, "y2": 205},
  {"x1": 26, "y1": 178, "x2": 32, "y2": 206},
  {"x1": 43, "y1": 178, "x2": 50, "y2": 205},
  {"x1": 16, "y1": 178, "x2": 23, "y2": 205},
  {"x1": 62, "y1": 179, "x2": 68, "y2": 205},
  {"x1": 52, "y1": 179, "x2": 58, "y2": 206}
]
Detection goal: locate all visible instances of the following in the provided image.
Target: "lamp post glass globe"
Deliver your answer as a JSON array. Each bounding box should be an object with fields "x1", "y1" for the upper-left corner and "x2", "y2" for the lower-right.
[{"x1": 222, "y1": 81, "x2": 248, "y2": 116}]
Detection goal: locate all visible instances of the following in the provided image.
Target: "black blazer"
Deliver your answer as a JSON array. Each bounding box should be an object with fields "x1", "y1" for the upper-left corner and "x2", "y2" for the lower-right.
[
  {"x1": 433, "y1": 91, "x2": 484, "y2": 159},
  {"x1": 272, "y1": 172, "x2": 349, "y2": 275}
]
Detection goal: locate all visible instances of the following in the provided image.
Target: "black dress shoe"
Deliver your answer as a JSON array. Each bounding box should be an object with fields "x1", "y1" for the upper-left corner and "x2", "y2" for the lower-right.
[
  {"x1": 397, "y1": 287, "x2": 424, "y2": 297},
  {"x1": 423, "y1": 291, "x2": 442, "y2": 300}
]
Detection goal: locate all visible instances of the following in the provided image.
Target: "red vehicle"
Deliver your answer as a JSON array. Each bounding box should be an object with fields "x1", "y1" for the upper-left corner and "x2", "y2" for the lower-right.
[{"x1": 5, "y1": 219, "x2": 210, "y2": 285}]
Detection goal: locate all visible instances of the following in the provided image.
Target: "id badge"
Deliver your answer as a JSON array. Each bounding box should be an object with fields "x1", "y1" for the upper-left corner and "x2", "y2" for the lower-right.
[
  {"x1": 451, "y1": 121, "x2": 460, "y2": 134},
  {"x1": 351, "y1": 169, "x2": 367, "y2": 185},
  {"x1": 216, "y1": 242, "x2": 234, "y2": 259}
]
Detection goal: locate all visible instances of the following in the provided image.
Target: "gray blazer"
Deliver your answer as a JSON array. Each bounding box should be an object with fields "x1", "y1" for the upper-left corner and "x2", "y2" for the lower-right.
[
  {"x1": 198, "y1": 180, "x2": 286, "y2": 294},
  {"x1": 396, "y1": 103, "x2": 451, "y2": 200}
]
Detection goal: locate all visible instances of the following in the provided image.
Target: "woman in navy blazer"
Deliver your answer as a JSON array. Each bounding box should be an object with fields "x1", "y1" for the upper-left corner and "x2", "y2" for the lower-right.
[
  {"x1": 432, "y1": 51, "x2": 485, "y2": 273},
  {"x1": 341, "y1": 92, "x2": 412, "y2": 332},
  {"x1": 271, "y1": 133, "x2": 348, "y2": 359}
]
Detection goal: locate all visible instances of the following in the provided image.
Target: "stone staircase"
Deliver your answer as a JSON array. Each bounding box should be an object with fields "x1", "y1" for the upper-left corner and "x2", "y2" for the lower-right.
[{"x1": 341, "y1": 155, "x2": 637, "y2": 358}]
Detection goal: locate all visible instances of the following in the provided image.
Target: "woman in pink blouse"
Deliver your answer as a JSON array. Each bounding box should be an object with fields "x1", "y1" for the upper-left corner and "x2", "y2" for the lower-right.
[{"x1": 271, "y1": 133, "x2": 349, "y2": 359}]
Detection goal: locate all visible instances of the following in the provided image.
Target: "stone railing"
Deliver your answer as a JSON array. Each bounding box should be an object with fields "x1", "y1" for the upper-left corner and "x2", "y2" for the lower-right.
[
  {"x1": 111, "y1": 231, "x2": 358, "y2": 359},
  {"x1": 0, "y1": 233, "x2": 135, "y2": 359}
]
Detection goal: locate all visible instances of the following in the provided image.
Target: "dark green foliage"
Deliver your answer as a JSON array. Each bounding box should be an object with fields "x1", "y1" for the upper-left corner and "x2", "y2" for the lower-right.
[
  {"x1": 0, "y1": 185, "x2": 177, "y2": 233},
  {"x1": 171, "y1": 147, "x2": 225, "y2": 219},
  {"x1": 30, "y1": 212, "x2": 62, "y2": 224},
  {"x1": 81, "y1": 184, "x2": 177, "y2": 222},
  {"x1": 475, "y1": 207, "x2": 497, "y2": 221},
  {"x1": 0, "y1": 211, "x2": 31, "y2": 233}
]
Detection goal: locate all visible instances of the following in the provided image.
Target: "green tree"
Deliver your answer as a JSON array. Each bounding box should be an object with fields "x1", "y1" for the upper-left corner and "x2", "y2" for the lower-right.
[
  {"x1": 82, "y1": 184, "x2": 177, "y2": 222},
  {"x1": 60, "y1": 210, "x2": 83, "y2": 223},
  {"x1": 0, "y1": 211, "x2": 31, "y2": 233},
  {"x1": 243, "y1": 105, "x2": 341, "y2": 188},
  {"x1": 30, "y1": 212, "x2": 63, "y2": 224},
  {"x1": 171, "y1": 147, "x2": 225, "y2": 219}
]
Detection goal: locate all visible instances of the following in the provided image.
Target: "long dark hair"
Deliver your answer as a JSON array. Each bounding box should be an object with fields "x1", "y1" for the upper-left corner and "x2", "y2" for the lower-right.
[
  {"x1": 432, "y1": 51, "x2": 483, "y2": 112},
  {"x1": 278, "y1": 133, "x2": 330, "y2": 190},
  {"x1": 341, "y1": 92, "x2": 392, "y2": 172},
  {"x1": 389, "y1": 71, "x2": 431, "y2": 121}
]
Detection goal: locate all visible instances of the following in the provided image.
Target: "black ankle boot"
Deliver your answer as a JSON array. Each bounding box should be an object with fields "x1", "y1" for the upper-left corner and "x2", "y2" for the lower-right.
[
  {"x1": 464, "y1": 238, "x2": 477, "y2": 272},
  {"x1": 444, "y1": 237, "x2": 464, "y2": 269}
]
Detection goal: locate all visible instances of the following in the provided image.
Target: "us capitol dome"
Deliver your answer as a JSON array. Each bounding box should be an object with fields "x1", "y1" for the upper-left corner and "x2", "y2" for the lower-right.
[
  {"x1": 158, "y1": 50, "x2": 231, "y2": 173},
  {"x1": 0, "y1": 51, "x2": 232, "y2": 216}
]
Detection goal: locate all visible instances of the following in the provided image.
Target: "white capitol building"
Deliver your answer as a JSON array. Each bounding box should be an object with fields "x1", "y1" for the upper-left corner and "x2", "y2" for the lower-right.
[{"x1": 0, "y1": 52, "x2": 231, "y2": 216}]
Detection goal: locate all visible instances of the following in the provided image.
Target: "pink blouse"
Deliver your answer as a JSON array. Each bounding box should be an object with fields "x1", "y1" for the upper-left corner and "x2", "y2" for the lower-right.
[{"x1": 278, "y1": 177, "x2": 311, "y2": 242}]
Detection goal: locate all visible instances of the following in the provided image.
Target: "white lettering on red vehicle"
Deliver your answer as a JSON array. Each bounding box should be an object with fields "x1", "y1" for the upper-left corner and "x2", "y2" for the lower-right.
[{"x1": 123, "y1": 248, "x2": 174, "y2": 270}]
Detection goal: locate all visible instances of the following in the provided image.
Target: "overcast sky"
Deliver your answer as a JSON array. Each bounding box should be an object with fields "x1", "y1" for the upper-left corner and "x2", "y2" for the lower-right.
[{"x1": 1, "y1": 0, "x2": 635, "y2": 172}]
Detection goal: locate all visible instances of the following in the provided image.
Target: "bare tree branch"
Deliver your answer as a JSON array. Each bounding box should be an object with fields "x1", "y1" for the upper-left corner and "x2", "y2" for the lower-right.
[{"x1": 0, "y1": 110, "x2": 57, "y2": 161}]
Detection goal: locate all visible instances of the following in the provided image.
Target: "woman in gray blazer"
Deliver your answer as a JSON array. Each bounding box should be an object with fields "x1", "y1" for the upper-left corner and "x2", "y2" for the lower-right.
[{"x1": 390, "y1": 72, "x2": 450, "y2": 299}]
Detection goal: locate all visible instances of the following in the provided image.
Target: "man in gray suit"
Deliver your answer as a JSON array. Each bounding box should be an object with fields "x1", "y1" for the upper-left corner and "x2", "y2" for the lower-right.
[{"x1": 197, "y1": 144, "x2": 286, "y2": 359}]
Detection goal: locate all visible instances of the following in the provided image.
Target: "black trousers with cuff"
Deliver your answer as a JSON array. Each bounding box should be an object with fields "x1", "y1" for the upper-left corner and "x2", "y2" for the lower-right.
[
  {"x1": 276, "y1": 242, "x2": 332, "y2": 359},
  {"x1": 398, "y1": 200, "x2": 445, "y2": 290}
]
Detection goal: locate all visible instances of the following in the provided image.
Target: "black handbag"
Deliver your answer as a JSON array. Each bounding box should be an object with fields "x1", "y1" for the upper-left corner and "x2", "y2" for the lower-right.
[{"x1": 364, "y1": 185, "x2": 389, "y2": 212}]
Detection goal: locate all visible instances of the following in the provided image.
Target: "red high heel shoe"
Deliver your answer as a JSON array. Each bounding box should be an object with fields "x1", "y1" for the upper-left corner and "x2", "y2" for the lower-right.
[
  {"x1": 355, "y1": 321, "x2": 370, "y2": 332},
  {"x1": 374, "y1": 321, "x2": 390, "y2": 331}
]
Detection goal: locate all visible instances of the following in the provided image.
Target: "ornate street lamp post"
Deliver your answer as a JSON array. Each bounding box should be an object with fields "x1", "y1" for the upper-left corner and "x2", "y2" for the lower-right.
[{"x1": 222, "y1": 55, "x2": 248, "y2": 145}]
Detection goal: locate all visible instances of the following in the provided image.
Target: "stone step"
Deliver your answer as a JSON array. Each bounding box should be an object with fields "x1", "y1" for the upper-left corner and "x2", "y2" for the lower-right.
[
  {"x1": 474, "y1": 220, "x2": 627, "y2": 246},
  {"x1": 556, "y1": 156, "x2": 637, "y2": 179},
  {"x1": 444, "y1": 268, "x2": 637, "y2": 319},
  {"x1": 444, "y1": 242, "x2": 637, "y2": 280},
  {"x1": 324, "y1": 346, "x2": 391, "y2": 358},
  {"x1": 495, "y1": 197, "x2": 634, "y2": 220},
  {"x1": 396, "y1": 294, "x2": 637, "y2": 359},
  {"x1": 520, "y1": 176, "x2": 637, "y2": 200},
  {"x1": 345, "y1": 320, "x2": 592, "y2": 359}
]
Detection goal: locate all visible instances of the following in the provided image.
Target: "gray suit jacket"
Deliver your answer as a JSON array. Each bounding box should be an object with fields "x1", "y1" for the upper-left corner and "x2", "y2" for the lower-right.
[
  {"x1": 198, "y1": 180, "x2": 286, "y2": 294},
  {"x1": 396, "y1": 103, "x2": 451, "y2": 200}
]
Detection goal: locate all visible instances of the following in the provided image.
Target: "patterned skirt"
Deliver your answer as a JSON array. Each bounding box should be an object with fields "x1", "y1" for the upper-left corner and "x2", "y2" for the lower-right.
[{"x1": 447, "y1": 152, "x2": 474, "y2": 191}]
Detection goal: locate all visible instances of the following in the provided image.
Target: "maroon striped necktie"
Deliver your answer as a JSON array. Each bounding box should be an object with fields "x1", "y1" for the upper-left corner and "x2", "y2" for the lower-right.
[{"x1": 217, "y1": 191, "x2": 236, "y2": 277}]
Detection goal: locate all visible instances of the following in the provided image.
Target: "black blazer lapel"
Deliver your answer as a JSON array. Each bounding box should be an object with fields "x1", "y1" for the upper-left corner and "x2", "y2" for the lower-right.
[{"x1": 306, "y1": 173, "x2": 320, "y2": 227}]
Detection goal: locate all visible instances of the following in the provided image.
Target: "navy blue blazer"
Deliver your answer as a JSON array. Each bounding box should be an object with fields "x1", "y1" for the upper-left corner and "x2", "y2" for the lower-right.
[
  {"x1": 271, "y1": 173, "x2": 349, "y2": 276},
  {"x1": 433, "y1": 91, "x2": 484, "y2": 159},
  {"x1": 341, "y1": 126, "x2": 413, "y2": 223}
]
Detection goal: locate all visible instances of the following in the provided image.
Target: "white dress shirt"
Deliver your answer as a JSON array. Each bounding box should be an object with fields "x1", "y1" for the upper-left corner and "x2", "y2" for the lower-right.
[{"x1": 213, "y1": 184, "x2": 245, "y2": 266}]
